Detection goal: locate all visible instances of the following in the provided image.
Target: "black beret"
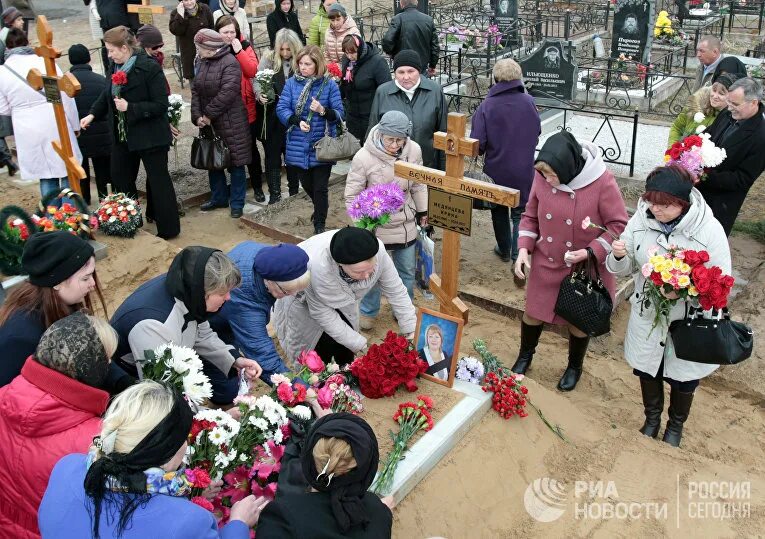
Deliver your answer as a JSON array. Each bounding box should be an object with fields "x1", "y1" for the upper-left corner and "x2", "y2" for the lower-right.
[{"x1": 329, "y1": 227, "x2": 379, "y2": 264}]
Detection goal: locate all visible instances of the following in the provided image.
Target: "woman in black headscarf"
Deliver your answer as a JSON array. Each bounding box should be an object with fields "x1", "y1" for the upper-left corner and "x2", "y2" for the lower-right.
[
  {"x1": 512, "y1": 132, "x2": 628, "y2": 391},
  {"x1": 257, "y1": 412, "x2": 393, "y2": 538},
  {"x1": 712, "y1": 56, "x2": 748, "y2": 82},
  {"x1": 39, "y1": 381, "x2": 268, "y2": 538}
]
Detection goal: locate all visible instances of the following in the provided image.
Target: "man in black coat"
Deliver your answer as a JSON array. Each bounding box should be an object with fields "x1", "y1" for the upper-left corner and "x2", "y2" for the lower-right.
[
  {"x1": 68, "y1": 45, "x2": 112, "y2": 205},
  {"x1": 382, "y1": 0, "x2": 439, "y2": 76},
  {"x1": 266, "y1": 0, "x2": 305, "y2": 48},
  {"x1": 698, "y1": 77, "x2": 765, "y2": 236},
  {"x1": 95, "y1": 0, "x2": 141, "y2": 32}
]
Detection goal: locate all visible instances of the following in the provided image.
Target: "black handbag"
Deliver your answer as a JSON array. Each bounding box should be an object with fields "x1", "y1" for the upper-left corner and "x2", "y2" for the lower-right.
[
  {"x1": 554, "y1": 248, "x2": 613, "y2": 337},
  {"x1": 669, "y1": 307, "x2": 753, "y2": 365},
  {"x1": 190, "y1": 125, "x2": 231, "y2": 171}
]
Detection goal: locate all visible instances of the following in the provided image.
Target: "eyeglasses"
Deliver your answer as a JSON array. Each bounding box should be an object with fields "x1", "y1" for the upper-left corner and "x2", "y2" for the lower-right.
[{"x1": 382, "y1": 136, "x2": 406, "y2": 147}]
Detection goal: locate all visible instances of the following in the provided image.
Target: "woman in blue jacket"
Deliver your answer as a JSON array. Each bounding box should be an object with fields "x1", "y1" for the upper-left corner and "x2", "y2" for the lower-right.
[{"x1": 276, "y1": 45, "x2": 344, "y2": 235}]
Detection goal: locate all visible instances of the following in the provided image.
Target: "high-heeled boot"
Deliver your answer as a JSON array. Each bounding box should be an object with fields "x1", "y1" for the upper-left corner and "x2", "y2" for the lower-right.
[
  {"x1": 510, "y1": 321, "x2": 544, "y2": 374},
  {"x1": 557, "y1": 334, "x2": 589, "y2": 391},
  {"x1": 638, "y1": 377, "x2": 664, "y2": 438}
]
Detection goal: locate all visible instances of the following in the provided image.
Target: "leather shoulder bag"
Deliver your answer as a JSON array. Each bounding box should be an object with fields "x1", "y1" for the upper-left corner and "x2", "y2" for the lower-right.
[
  {"x1": 190, "y1": 125, "x2": 231, "y2": 171},
  {"x1": 554, "y1": 247, "x2": 613, "y2": 337},
  {"x1": 669, "y1": 306, "x2": 753, "y2": 365}
]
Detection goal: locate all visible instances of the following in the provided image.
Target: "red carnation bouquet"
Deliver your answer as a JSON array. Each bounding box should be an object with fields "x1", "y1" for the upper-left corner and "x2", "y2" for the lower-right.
[
  {"x1": 372, "y1": 395, "x2": 434, "y2": 495},
  {"x1": 351, "y1": 331, "x2": 428, "y2": 398},
  {"x1": 326, "y1": 61, "x2": 342, "y2": 81},
  {"x1": 111, "y1": 70, "x2": 129, "y2": 142}
]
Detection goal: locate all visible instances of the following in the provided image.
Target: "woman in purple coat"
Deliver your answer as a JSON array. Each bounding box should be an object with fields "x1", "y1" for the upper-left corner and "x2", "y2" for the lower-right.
[
  {"x1": 470, "y1": 59, "x2": 541, "y2": 263},
  {"x1": 513, "y1": 132, "x2": 628, "y2": 391}
]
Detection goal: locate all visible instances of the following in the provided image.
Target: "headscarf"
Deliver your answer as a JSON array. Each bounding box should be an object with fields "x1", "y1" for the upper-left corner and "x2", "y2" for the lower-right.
[
  {"x1": 84, "y1": 389, "x2": 193, "y2": 538},
  {"x1": 165, "y1": 246, "x2": 220, "y2": 329},
  {"x1": 535, "y1": 131, "x2": 586, "y2": 185},
  {"x1": 301, "y1": 413, "x2": 379, "y2": 532},
  {"x1": 34, "y1": 311, "x2": 110, "y2": 388},
  {"x1": 712, "y1": 56, "x2": 748, "y2": 82}
]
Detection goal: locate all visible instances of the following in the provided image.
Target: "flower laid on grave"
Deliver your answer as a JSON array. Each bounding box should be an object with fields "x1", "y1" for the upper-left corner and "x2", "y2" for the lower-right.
[
  {"x1": 372, "y1": 395, "x2": 434, "y2": 495},
  {"x1": 0, "y1": 206, "x2": 38, "y2": 275},
  {"x1": 187, "y1": 408, "x2": 241, "y2": 475},
  {"x1": 663, "y1": 133, "x2": 726, "y2": 183},
  {"x1": 455, "y1": 355, "x2": 485, "y2": 384},
  {"x1": 111, "y1": 70, "x2": 129, "y2": 142},
  {"x1": 482, "y1": 371, "x2": 528, "y2": 420},
  {"x1": 351, "y1": 331, "x2": 428, "y2": 398},
  {"x1": 654, "y1": 10, "x2": 673, "y2": 38},
  {"x1": 33, "y1": 202, "x2": 95, "y2": 240},
  {"x1": 96, "y1": 193, "x2": 144, "y2": 238},
  {"x1": 347, "y1": 183, "x2": 406, "y2": 231},
  {"x1": 228, "y1": 394, "x2": 289, "y2": 453},
  {"x1": 317, "y1": 381, "x2": 364, "y2": 414},
  {"x1": 139, "y1": 343, "x2": 213, "y2": 406}
]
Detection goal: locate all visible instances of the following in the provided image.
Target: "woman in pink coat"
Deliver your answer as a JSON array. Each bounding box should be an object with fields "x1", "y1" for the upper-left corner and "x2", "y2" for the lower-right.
[{"x1": 513, "y1": 132, "x2": 627, "y2": 391}]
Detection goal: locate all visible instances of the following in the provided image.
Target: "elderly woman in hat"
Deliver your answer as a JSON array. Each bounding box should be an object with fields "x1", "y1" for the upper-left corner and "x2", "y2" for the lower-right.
[
  {"x1": 608, "y1": 166, "x2": 731, "y2": 448},
  {"x1": 345, "y1": 110, "x2": 427, "y2": 330},
  {"x1": 273, "y1": 228, "x2": 416, "y2": 365},
  {"x1": 39, "y1": 381, "x2": 268, "y2": 538},
  {"x1": 210, "y1": 242, "x2": 311, "y2": 382},
  {"x1": 257, "y1": 413, "x2": 393, "y2": 538},
  {"x1": 0, "y1": 312, "x2": 117, "y2": 537}
]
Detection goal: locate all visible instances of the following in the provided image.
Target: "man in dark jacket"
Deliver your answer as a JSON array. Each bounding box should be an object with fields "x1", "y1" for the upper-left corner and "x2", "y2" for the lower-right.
[
  {"x1": 698, "y1": 77, "x2": 765, "y2": 236},
  {"x1": 470, "y1": 58, "x2": 540, "y2": 262},
  {"x1": 68, "y1": 44, "x2": 111, "y2": 205},
  {"x1": 266, "y1": 0, "x2": 305, "y2": 48},
  {"x1": 367, "y1": 49, "x2": 447, "y2": 169},
  {"x1": 382, "y1": 0, "x2": 439, "y2": 76},
  {"x1": 95, "y1": 0, "x2": 141, "y2": 32}
]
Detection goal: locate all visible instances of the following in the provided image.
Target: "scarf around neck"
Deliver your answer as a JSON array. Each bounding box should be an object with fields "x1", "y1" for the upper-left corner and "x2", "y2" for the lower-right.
[
  {"x1": 111, "y1": 54, "x2": 137, "y2": 95},
  {"x1": 395, "y1": 78, "x2": 420, "y2": 101},
  {"x1": 85, "y1": 449, "x2": 192, "y2": 497},
  {"x1": 4, "y1": 45, "x2": 35, "y2": 60}
]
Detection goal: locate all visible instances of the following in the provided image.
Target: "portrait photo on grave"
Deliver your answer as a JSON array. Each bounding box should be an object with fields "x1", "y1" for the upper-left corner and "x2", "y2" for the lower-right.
[
  {"x1": 495, "y1": 0, "x2": 516, "y2": 22},
  {"x1": 414, "y1": 307, "x2": 464, "y2": 387},
  {"x1": 544, "y1": 46, "x2": 560, "y2": 68},
  {"x1": 610, "y1": 0, "x2": 651, "y2": 62}
]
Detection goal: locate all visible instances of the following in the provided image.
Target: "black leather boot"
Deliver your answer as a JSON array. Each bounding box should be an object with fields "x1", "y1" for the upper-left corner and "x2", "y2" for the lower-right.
[
  {"x1": 557, "y1": 334, "x2": 589, "y2": 391},
  {"x1": 5, "y1": 160, "x2": 18, "y2": 177},
  {"x1": 638, "y1": 377, "x2": 664, "y2": 438},
  {"x1": 267, "y1": 169, "x2": 281, "y2": 204},
  {"x1": 662, "y1": 388, "x2": 694, "y2": 447},
  {"x1": 511, "y1": 321, "x2": 544, "y2": 374}
]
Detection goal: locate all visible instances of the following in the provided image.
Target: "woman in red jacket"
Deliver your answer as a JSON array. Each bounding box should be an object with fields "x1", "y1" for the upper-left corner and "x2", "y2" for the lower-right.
[
  {"x1": 0, "y1": 312, "x2": 117, "y2": 538},
  {"x1": 215, "y1": 15, "x2": 267, "y2": 203}
]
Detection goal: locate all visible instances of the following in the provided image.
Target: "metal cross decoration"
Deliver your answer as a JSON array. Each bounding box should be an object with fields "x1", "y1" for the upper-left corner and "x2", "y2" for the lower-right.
[
  {"x1": 127, "y1": 0, "x2": 165, "y2": 25},
  {"x1": 395, "y1": 113, "x2": 521, "y2": 324},
  {"x1": 26, "y1": 16, "x2": 85, "y2": 196}
]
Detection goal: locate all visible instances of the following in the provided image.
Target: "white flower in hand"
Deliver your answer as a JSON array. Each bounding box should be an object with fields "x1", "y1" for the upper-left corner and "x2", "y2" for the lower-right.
[
  {"x1": 695, "y1": 124, "x2": 706, "y2": 134},
  {"x1": 693, "y1": 112, "x2": 705, "y2": 123}
]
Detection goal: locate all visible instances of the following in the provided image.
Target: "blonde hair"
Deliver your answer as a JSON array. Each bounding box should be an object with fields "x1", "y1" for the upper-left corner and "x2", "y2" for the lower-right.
[
  {"x1": 204, "y1": 251, "x2": 242, "y2": 295},
  {"x1": 424, "y1": 324, "x2": 443, "y2": 351},
  {"x1": 493, "y1": 58, "x2": 523, "y2": 82},
  {"x1": 687, "y1": 87, "x2": 715, "y2": 118},
  {"x1": 296, "y1": 45, "x2": 326, "y2": 77},
  {"x1": 103, "y1": 26, "x2": 139, "y2": 51},
  {"x1": 89, "y1": 315, "x2": 118, "y2": 359},
  {"x1": 312, "y1": 437, "x2": 357, "y2": 477},
  {"x1": 275, "y1": 270, "x2": 311, "y2": 293},
  {"x1": 98, "y1": 381, "x2": 175, "y2": 455},
  {"x1": 272, "y1": 28, "x2": 303, "y2": 74},
  {"x1": 534, "y1": 161, "x2": 556, "y2": 178}
]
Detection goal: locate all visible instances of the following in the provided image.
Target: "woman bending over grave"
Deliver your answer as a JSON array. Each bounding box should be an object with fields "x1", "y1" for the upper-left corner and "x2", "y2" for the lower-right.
[
  {"x1": 513, "y1": 132, "x2": 627, "y2": 392},
  {"x1": 345, "y1": 111, "x2": 427, "y2": 330}
]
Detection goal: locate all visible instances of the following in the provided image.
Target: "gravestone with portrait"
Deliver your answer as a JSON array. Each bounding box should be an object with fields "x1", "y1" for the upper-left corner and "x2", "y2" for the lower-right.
[
  {"x1": 494, "y1": 0, "x2": 518, "y2": 48},
  {"x1": 519, "y1": 38, "x2": 578, "y2": 104},
  {"x1": 610, "y1": 0, "x2": 655, "y2": 64}
]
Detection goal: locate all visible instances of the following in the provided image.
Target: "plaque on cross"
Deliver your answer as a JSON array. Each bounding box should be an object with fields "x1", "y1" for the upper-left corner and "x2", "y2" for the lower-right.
[
  {"x1": 26, "y1": 16, "x2": 86, "y2": 196},
  {"x1": 395, "y1": 113, "x2": 520, "y2": 324},
  {"x1": 127, "y1": 0, "x2": 165, "y2": 25}
]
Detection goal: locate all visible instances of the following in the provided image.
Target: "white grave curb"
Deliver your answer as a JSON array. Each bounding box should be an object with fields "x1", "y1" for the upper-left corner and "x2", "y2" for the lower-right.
[{"x1": 384, "y1": 380, "x2": 492, "y2": 504}]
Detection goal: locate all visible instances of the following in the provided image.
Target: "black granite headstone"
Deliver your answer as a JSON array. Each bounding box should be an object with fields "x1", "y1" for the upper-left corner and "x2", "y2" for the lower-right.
[
  {"x1": 495, "y1": 0, "x2": 517, "y2": 26},
  {"x1": 610, "y1": 0, "x2": 654, "y2": 63},
  {"x1": 520, "y1": 39, "x2": 577, "y2": 103}
]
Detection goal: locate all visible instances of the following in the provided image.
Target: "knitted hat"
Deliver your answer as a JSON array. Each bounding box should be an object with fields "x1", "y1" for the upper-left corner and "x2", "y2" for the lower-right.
[
  {"x1": 327, "y1": 3, "x2": 347, "y2": 17},
  {"x1": 393, "y1": 49, "x2": 422, "y2": 72},
  {"x1": 22, "y1": 231, "x2": 95, "y2": 287},
  {"x1": 136, "y1": 24, "x2": 164, "y2": 49},
  {"x1": 377, "y1": 110, "x2": 411, "y2": 138},
  {"x1": 330, "y1": 227, "x2": 379, "y2": 265},
  {"x1": 194, "y1": 28, "x2": 225, "y2": 51},
  {"x1": 253, "y1": 244, "x2": 310, "y2": 282},
  {"x1": 645, "y1": 166, "x2": 693, "y2": 203},
  {"x1": 1, "y1": 7, "x2": 22, "y2": 27},
  {"x1": 68, "y1": 44, "x2": 90, "y2": 66}
]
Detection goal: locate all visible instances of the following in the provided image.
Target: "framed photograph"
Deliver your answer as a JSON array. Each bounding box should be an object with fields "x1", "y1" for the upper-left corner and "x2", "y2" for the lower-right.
[{"x1": 413, "y1": 307, "x2": 464, "y2": 388}]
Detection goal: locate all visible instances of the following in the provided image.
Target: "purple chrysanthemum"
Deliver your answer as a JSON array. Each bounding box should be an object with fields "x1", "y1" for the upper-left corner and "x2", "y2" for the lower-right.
[{"x1": 347, "y1": 183, "x2": 406, "y2": 230}]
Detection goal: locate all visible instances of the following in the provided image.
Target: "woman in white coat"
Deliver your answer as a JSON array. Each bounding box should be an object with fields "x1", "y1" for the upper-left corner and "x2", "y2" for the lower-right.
[
  {"x1": 0, "y1": 29, "x2": 81, "y2": 197},
  {"x1": 273, "y1": 227, "x2": 417, "y2": 366},
  {"x1": 607, "y1": 166, "x2": 731, "y2": 448}
]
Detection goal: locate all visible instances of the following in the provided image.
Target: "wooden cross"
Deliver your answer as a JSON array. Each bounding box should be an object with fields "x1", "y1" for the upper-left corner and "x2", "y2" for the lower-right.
[
  {"x1": 26, "y1": 16, "x2": 85, "y2": 196},
  {"x1": 127, "y1": 0, "x2": 165, "y2": 25},
  {"x1": 395, "y1": 113, "x2": 520, "y2": 324}
]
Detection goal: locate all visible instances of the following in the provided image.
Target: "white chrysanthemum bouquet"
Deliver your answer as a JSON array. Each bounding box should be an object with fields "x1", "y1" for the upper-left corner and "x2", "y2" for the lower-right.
[{"x1": 139, "y1": 343, "x2": 213, "y2": 406}]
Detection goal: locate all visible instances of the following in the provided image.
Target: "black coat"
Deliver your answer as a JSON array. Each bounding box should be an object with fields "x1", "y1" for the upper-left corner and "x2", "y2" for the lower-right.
[
  {"x1": 95, "y1": 0, "x2": 141, "y2": 32},
  {"x1": 340, "y1": 42, "x2": 391, "y2": 142},
  {"x1": 70, "y1": 65, "x2": 112, "y2": 158},
  {"x1": 256, "y1": 492, "x2": 393, "y2": 539},
  {"x1": 169, "y1": 2, "x2": 214, "y2": 79},
  {"x1": 90, "y1": 51, "x2": 172, "y2": 153},
  {"x1": 381, "y1": 5, "x2": 439, "y2": 71},
  {"x1": 266, "y1": 0, "x2": 305, "y2": 48},
  {"x1": 697, "y1": 104, "x2": 765, "y2": 235},
  {"x1": 254, "y1": 62, "x2": 291, "y2": 145}
]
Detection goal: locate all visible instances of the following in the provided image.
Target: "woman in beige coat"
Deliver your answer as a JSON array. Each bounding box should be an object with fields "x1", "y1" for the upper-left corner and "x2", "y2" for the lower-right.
[
  {"x1": 345, "y1": 110, "x2": 427, "y2": 329},
  {"x1": 324, "y1": 3, "x2": 359, "y2": 63}
]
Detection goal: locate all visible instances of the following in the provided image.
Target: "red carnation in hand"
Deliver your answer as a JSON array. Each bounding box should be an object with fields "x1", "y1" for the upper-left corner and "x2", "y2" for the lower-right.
[
  {"x1": 683, "y1": 135, "x2": 703, "y2": 149},
  {"x1": 111, "y1": 71, "x2": 128, "y2": 86},
  {"x1": 326, "y1": 62, "x2": 342, "y2": 79}
]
